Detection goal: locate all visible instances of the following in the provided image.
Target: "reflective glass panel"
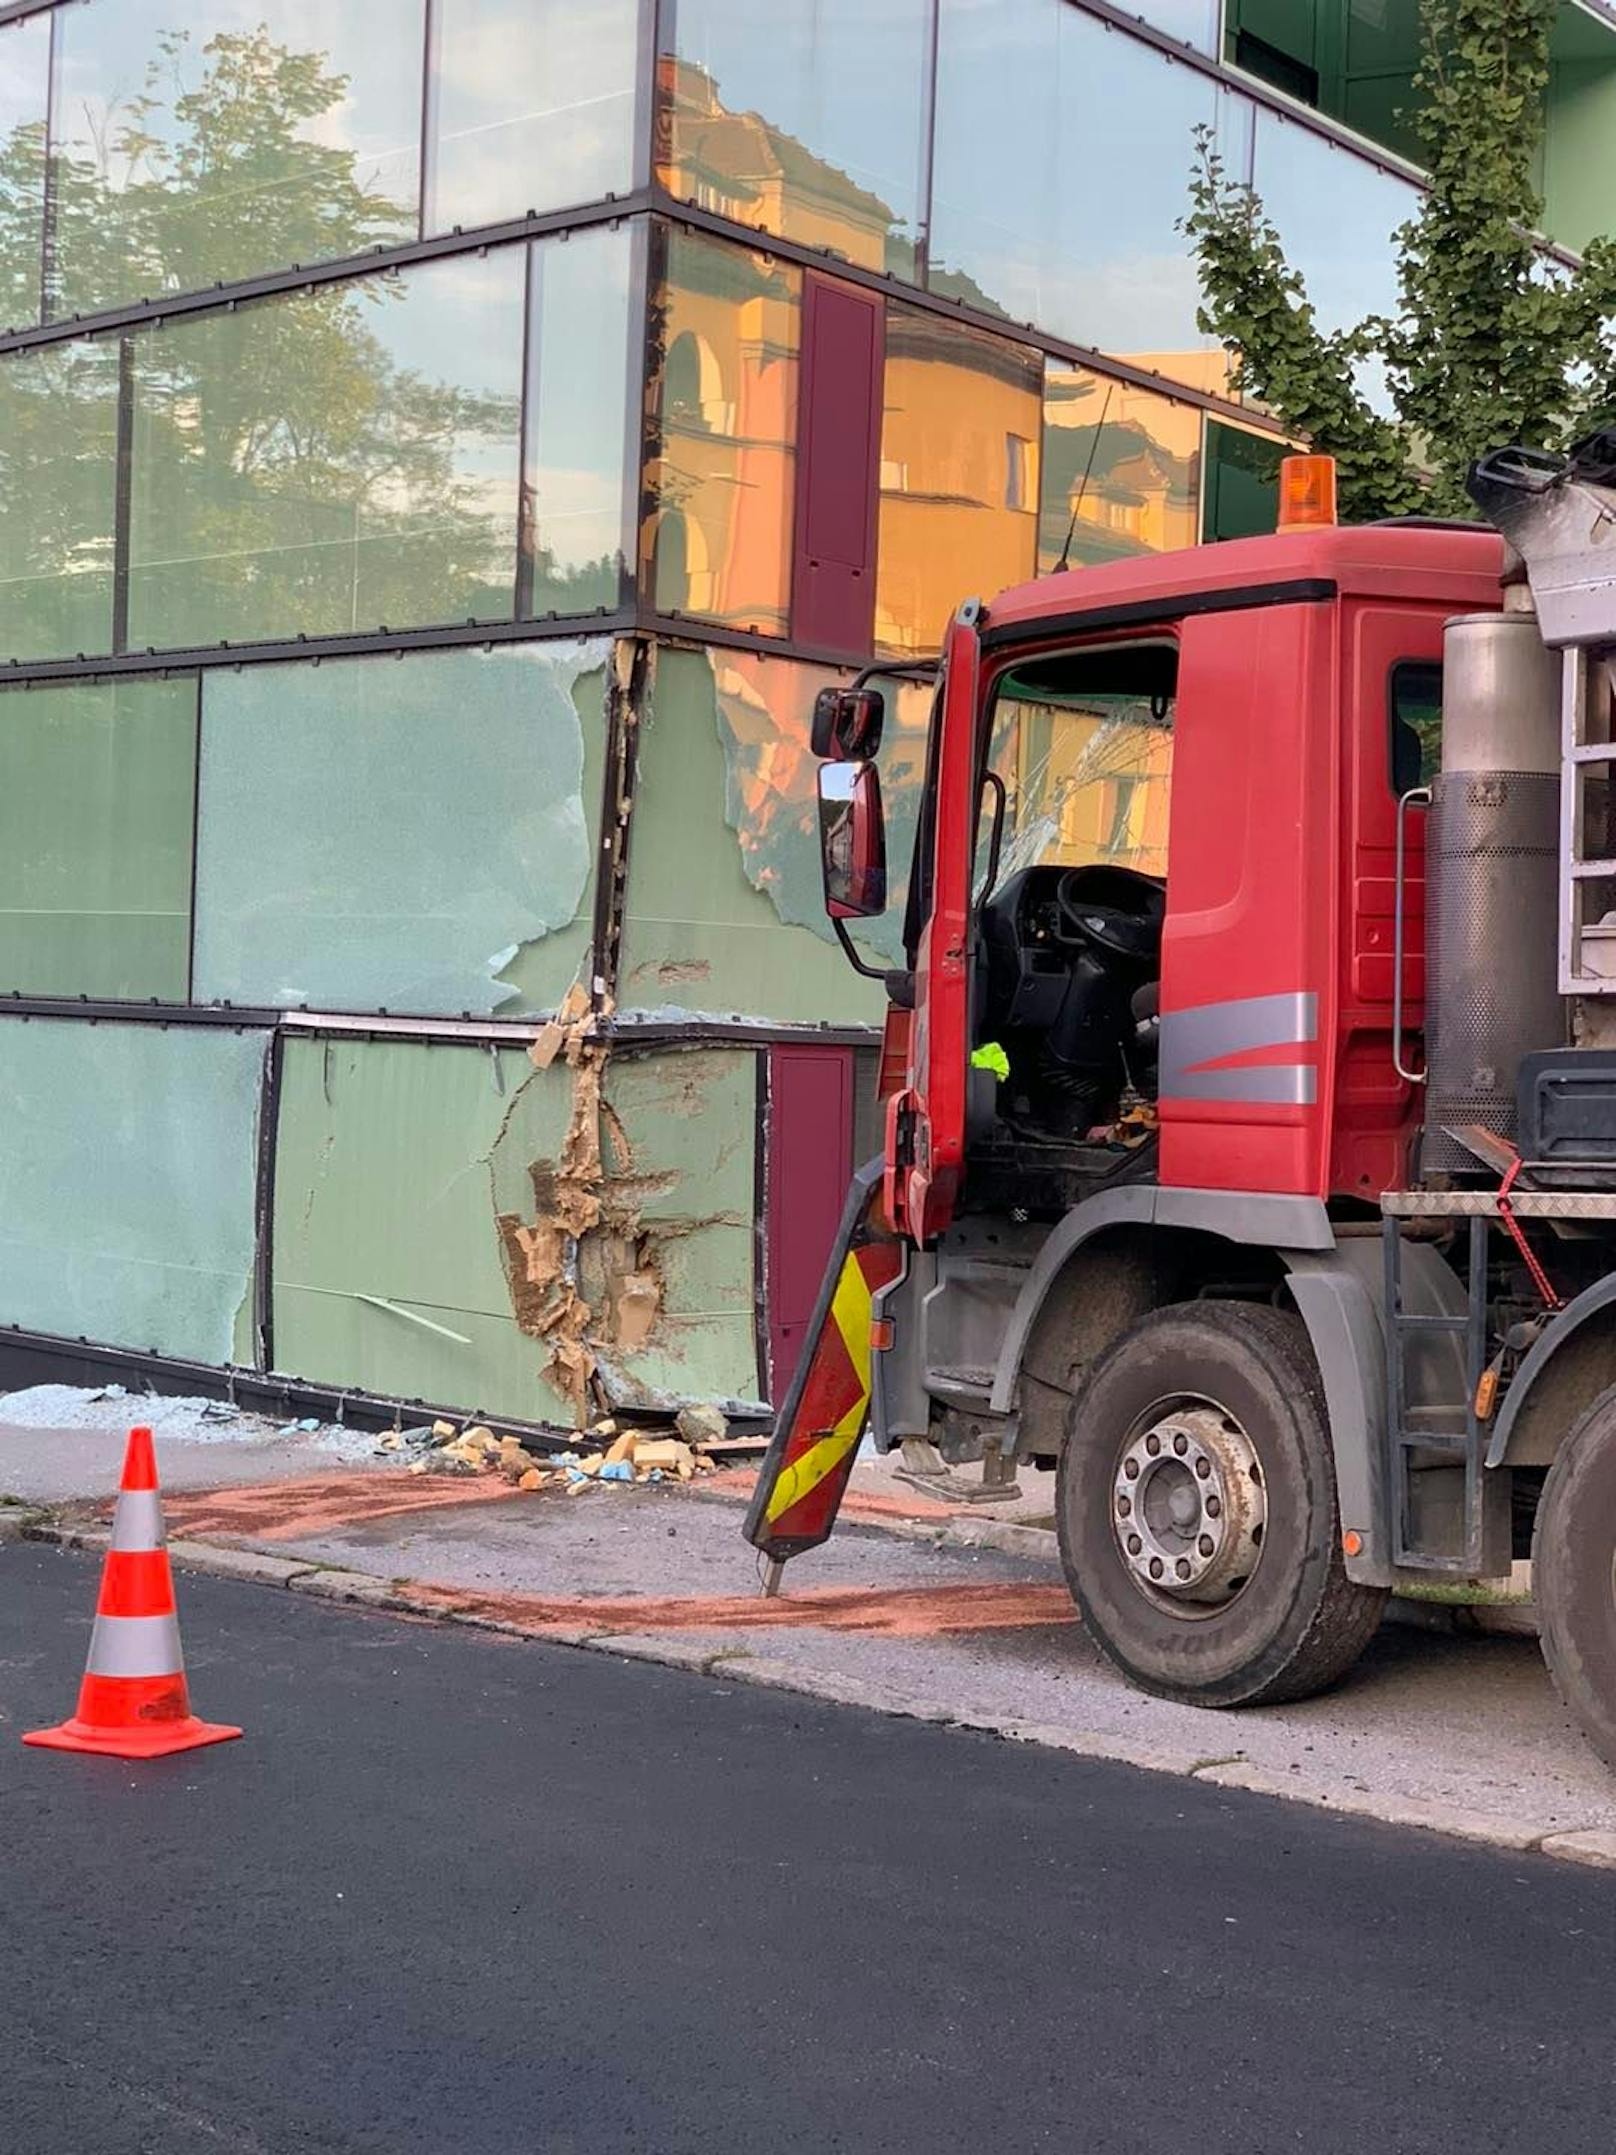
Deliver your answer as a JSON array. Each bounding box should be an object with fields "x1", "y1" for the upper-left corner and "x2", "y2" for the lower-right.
[
  {"x1": 0, "y1": 13, "x2": 48, "y2": 331},
  {"x1": 1202, "y1": 419, "x2": 1285, "y2": 542},
  {"x1": 618, "y1": 647, "x2": 928, "y2": 1020},
  {"x1": 523, "y1": 224, "x2": 637, "y2": 617},
  {"x1": 47, "y1": 0, "x2": 422, "y2": 323},
  {"x1": 128, "y1": 247, "x2": 525, "y2": 650},
  {"x1": 0, "y1": 335, "x2": 120, "y2": 662},
  {"x1": 1133, "y1": 0, "x2": 1221, "y2": 52},
  {"x1": 930, "y1": 0, "x2": 1245, "y2": 390},
  {"x1": 877, "y1": 304, "x2": 1041, "y2": 657},
  {"x1": 0, "y1": 676, "x2": 196, "y2": 999},
  {"x1": 426, "y1": 0, "x2": 640, "y2": 233},
  {"x1": 642, "y1": 225, "x2": 800, "y2": 636},
  {"x1": 1040, "y1": 365, "x2": 1201, "y2": 573},
  {"x1": 0, "y1": 1017, "x2": 262, "y2": 1362},
  {"x1": 658, "y1": 0, "x2": 930, "y2": 278},
  {"x1": 194, "y1": 641, "x2": 609, "y2": 1016},
  {"x1": 1251, "y1": 108, "x2": 1415, "y2": 412}
]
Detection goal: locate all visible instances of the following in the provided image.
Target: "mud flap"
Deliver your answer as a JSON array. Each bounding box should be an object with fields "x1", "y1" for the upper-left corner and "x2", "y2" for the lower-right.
[{"x1": 743, "y1": 1157, "x2": 905, "y2": 1564}]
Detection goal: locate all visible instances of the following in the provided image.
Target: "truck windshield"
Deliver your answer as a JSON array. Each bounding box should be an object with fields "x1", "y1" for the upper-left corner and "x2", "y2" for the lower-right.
[{"x1": 979, "y1": 640, "x2": 1176, "y2": 892}]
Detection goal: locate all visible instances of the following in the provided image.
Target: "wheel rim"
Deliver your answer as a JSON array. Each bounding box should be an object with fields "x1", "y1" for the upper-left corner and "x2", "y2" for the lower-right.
[{"x1": 1110, "y1": 1397, "x2": 1267, "y2": 1615}]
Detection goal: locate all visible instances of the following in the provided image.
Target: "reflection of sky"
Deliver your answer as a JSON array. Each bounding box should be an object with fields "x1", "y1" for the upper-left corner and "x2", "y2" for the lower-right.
[
  {"x1": 929, "y1": 0, "x2": 1223, "y2": 362},
  {"x1": 0, "y1": 14, "x2": 49, "y2": 139},
  {"x1": 528, "y1": 226, "x2": 635, "y2": 568},
  {"x1": 427, "y1": 0, "x2": 638, "y2": 230},
  {"x1": 670, "y1": 0, "x2": 930, "y2": 241},
  {"x1": 54, "y1": 0, "x2": 424, "y2": 198}
]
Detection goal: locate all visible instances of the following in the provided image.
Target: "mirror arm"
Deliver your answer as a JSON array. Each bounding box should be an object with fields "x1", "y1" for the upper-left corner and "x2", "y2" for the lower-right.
[
  {"x1": 979, "y1": 769, "x2": 1008, "y2": 899},
  {"x1": 832, "y1": 915, "x2": 894, "y2": 982}
]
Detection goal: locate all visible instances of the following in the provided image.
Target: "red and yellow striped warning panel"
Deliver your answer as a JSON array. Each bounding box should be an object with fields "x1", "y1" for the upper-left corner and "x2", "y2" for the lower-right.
[{"x1": 745, "y1": 1216, "x2": 903, "y2": 1563}]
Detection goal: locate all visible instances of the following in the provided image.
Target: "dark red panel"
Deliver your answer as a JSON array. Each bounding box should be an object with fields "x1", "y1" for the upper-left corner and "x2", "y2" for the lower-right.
[
  {"x1": 791, "y1": 275, "x2": 883, "y2": 655},
  {"x1": 766, "y1": 1045, "x2": 855, "y2": 1402}
]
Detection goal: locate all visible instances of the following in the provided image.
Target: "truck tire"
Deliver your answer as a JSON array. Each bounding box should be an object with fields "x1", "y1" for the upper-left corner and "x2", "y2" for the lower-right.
[
  {"x1": 1056, "y1": 1302, "x2": 1386, "y2": 1708},
  {"x1": 1532, "y1": 1387, "x2": 1616, "y2": 1772}
]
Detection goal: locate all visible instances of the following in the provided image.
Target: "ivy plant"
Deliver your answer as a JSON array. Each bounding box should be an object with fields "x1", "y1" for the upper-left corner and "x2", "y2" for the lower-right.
[{"x1": 1185, "y1": 0, "x2": 1616, "y2": 521}]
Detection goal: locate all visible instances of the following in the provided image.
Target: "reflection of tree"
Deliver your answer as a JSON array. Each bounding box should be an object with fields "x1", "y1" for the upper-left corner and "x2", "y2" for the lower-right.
[
  {"x1": 0, "y1": 112, "x2": 45, "y2": 331},
  {"x1": 0, "y1": 28, "x2": 525, "y2": 646},
  {"x1": 44, "y1": 28, "x2": 412, "y2": 320}
]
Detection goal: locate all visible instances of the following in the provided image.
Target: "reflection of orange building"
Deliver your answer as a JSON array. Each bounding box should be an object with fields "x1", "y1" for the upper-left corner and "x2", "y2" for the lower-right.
[
  {"x1": 876, "y1": 305, "x2": 1042, "y2": 656},
  {"x1": 1002, "y1": 700, "x2": 1172, "y2": 880},
  {"x1": 657, "y1": 57, "x2": 903, "y2": 275},
  {"x1": 1041, "y1": 367, "x2": 1200, "y2": 572}
]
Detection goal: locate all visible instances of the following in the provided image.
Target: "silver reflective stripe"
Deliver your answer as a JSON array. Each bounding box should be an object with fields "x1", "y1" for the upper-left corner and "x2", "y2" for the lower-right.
[
  {"x1": 1159, "y1": 991, "x2": 1318, "y2": 1106},
  {"x1": 86, "y1": 1612, "x2": 184, "y2": 1679},
  {"x1": 111, "y1": 1489, "x2": 165, "y2": 1553}
]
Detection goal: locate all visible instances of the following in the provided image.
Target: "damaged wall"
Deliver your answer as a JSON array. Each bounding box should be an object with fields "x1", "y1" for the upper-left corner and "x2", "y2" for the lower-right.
[
  {"x1": 193, "y1": 642, "x2": 610, "y2": 1016},
  {"x1": 271, "y1": 1033, "x2": 761, "y2": 1426},
  {"x1": 0, "y1": 1017, "x2": 263, "y2": 1363}
]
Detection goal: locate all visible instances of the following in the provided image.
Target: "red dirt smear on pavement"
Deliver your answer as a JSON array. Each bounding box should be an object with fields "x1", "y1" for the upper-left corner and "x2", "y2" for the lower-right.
[
  {"x1": 156, "y1": 1474, "x2": 521, "y2": 1543},
  {"x1": 694, "y1": 1466, "x2": 958, "y2": 1521},
  {"x1": 396, "y1": 1578, "x2": 1075, "y2": 1637}
]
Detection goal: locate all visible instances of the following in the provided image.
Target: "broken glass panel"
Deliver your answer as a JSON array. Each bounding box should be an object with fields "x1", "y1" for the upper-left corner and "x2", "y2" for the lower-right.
[
  {"x1": 617, "y1": 646, "x2": 928, "y2": 1022},
  {"x1": 47, "y1": 0, "x2": 421, "y2": 323},
  {"x1": 426, "y1": 0, "x2": 642, "y2": 232},
  {"x1": 0, "y1": 676, "x2": 196, "y2": 1000},
  {"x1": 0, "y1": 12, "x2": 49, "y2": 332},
  {"x1": 658, "y1": 0, "x2": 930, "y2": 279},
  {"x1": 272, "y1": 1035, "x2": 761, "y2": 1420},
  {"x1": 128, "y1": 246, "x2": 525, "y2": 650},
  {"x1": 1040, "y1": 363, "x2": 1201, "y2": 574},
  {"x1": 0, "y1": 1017, "x2": 262, "y2": 1361},
  {"x1": 877, "y1": 302, "x2": 1041, "y2": 657},
  {"x1": 642, "y1": 225, "x2": 800, "y2": 636},
  {"x1": 193, "y1": 640, "x2": 608, "y2": 1016},
  {"x1": 0, "y1": 335, "x2": 120, "y2": 662}
]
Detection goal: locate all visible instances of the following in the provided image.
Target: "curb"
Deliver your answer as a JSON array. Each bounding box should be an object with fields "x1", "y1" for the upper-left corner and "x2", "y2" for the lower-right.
[{"x1": 16, "y1": 1518, "x2": 1590, "y2": 1863}]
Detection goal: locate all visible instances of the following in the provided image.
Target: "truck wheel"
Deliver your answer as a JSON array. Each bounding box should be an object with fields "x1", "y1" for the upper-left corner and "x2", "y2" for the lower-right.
[
  {"x1": 1056, "y1": 1302, "x2": 1386, "y2": 1708},
  {"x1": 1533, "y1": 1388, "x2": 1616, "y2": 1771}
]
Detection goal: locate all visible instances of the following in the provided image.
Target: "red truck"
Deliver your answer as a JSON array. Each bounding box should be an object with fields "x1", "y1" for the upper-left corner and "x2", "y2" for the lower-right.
[{"x1": 745, "y1": 439, "x2": 1616, "y2": 1769}]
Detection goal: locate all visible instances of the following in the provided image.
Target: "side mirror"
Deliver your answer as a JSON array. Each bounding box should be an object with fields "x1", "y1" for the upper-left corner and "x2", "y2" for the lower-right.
[
  {"x1": 817, "y1": 762, "x2": 887, "y2": 920},
  {"x1": 812, "y1": 684, "x2": 885, "y2": 762}
]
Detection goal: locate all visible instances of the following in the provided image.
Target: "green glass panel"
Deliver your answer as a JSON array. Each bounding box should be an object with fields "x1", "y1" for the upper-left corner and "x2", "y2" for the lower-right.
[
  {"x1": 0, "y1": 13, "x2": 49, "y2": 332},
  {"x1": 1202, "y1": 421, "x2": 1285, "y2": 542},
  {"x1": 128, "y1": 248, "x2": 525, "y2": 650},
  {"x1": 426, "y1": 0, "x2": 640, "y2": 233},
  {"x1": 658, "y1": 0, "x2": 930, "y2": 279},
  {"x1": 0, "y1": 676, "x2": 196, "y2": 998},
  {"x1": 1543, "y1": 5, "x2": 1616, "y2": 254},
  {"x1": 47, "y1": 0, "x2": 421, "y2": 323},
  {"x1": 272, "y1": 1036, "x2": 574, "y2": 1421},
  {"x1": 618, "y1": 646, "x2": 926, "y2": 1021},
  {"x1": 0, "y1": 337, "x2": 119, "y2": 662},
  {"x1": 193, "y1": 641, "x2": 608, "y2": 1015},
  {"x1": 0, "y1": 1017, "x2": 262, "y2": 1360},
  {"x1": 523, "y1": 226, "x2": 637, "y2": 617},
  {"x1": 272, "y1": 1037, "x2": 759, "y2": 1418},
  {"x1": 598, "y1": 1052, "x2": 760, "y2": 1410}
]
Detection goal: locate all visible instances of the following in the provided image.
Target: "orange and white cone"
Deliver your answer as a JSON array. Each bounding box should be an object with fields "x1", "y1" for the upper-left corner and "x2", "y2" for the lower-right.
[{"x1": 24, "y1": 1425, "x2": 242, "y2": 1759}]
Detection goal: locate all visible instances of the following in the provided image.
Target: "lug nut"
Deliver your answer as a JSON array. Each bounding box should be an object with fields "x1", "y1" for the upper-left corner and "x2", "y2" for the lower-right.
[
  {"x1": 1145, "y1": 1434, "x2": 1160, "y2": 1457},
  {"x1": 1205, "y1": 1495, "x2": 1221, "y2": 1518},
  {"x1": 1195, "y1": 1457, "x2": 1211, "y2": 1480},
  {"x1": 1124, "y1": 1458, "x2": 1140, "y2": 1480},
  {"x1": 1148, "y1": 1557, "x2": 1164, "y2": 1580},
  {"x1": 1117, "y1": 1494, "x2": 1132, "y2": 1517},
  {"x1": 1198, "y1": 1533, "x2": 1215, "y2": 1557},
  {"x1": 1127, "y1": 1533, "x2": 1142, "y2": 1556},
  {"x1": 1172, "y1": 1432, "x2": 1188, "y2": 1456},
  {"x1": 1176, "y1": 1558, "x2": 1191, "y2": 1579}
]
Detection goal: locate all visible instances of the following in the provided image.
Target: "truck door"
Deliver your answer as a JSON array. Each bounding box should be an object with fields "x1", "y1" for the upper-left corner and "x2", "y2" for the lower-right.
[{"x1": 889, "y1": 604, "x2": 980, "y2": 1242}]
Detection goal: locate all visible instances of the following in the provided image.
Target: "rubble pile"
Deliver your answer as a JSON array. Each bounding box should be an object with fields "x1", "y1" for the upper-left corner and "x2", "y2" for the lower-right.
[{"x1": 379, "y1": 1408, "x2": 757, "y2": 1496}]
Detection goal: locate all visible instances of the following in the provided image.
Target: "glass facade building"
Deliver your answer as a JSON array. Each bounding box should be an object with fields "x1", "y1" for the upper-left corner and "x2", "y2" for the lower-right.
[{"x1": 0, "y1": 0, "x2": 1605, "y2": 1430}]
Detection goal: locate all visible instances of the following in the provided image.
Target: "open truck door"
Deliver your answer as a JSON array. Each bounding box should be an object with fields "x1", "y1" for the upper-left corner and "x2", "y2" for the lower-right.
[{"x1": 746, "y1": 605, "x2": 982, "y2": 1575}]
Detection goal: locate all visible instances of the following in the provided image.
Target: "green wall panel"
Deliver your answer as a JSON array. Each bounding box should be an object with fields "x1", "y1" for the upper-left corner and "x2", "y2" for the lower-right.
[
  {"x1": 595, "y1": 1051, "x2": 761, "y2": 1410},
  {"x1": 0, "y1": 1018, "x2": 263, "y2": 1360},
  {"x1": 0, "y1": 338, "x2": 119, "y2": 663},
  {"x1": 0, "y1": 677, "x2": 196, "y2": 1000},
  {"x1": 272, "y1": 1036, "x2": 762, "y2": 1421},
  {"x1": 619, "y1": 646, "x2": 916, "y2": 1023},
  {"x1": 193, "y1": 642, "x2": 607, "y2": 1016}
]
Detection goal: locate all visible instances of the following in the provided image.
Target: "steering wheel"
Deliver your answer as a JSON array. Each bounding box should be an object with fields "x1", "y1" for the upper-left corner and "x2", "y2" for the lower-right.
[{"x1": 1053, "y1": 870, "x2": 1163, "y2": 962}]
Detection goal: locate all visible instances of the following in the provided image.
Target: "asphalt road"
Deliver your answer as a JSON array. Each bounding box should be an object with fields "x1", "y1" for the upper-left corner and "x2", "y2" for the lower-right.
[{"x1": 3, "y1": 1542, "x2": 1614, "y2": 2155}]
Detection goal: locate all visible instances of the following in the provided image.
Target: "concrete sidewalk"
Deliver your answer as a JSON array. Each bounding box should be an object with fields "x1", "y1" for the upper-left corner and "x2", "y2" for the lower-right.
[{"x1": 8, "y1": 1412, "x2": 1616, "y2": 1866}]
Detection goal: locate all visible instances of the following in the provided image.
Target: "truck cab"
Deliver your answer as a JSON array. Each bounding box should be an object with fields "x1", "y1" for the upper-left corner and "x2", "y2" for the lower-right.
[{"x1": 747, "y1": 449, "x2": 1616, "y2": 1772}]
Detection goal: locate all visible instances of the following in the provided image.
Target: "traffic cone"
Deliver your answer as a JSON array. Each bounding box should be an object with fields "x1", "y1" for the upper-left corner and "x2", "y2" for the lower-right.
[{"x1": 24, "y1": 1426, "x2": 242, "y2": 1759}]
